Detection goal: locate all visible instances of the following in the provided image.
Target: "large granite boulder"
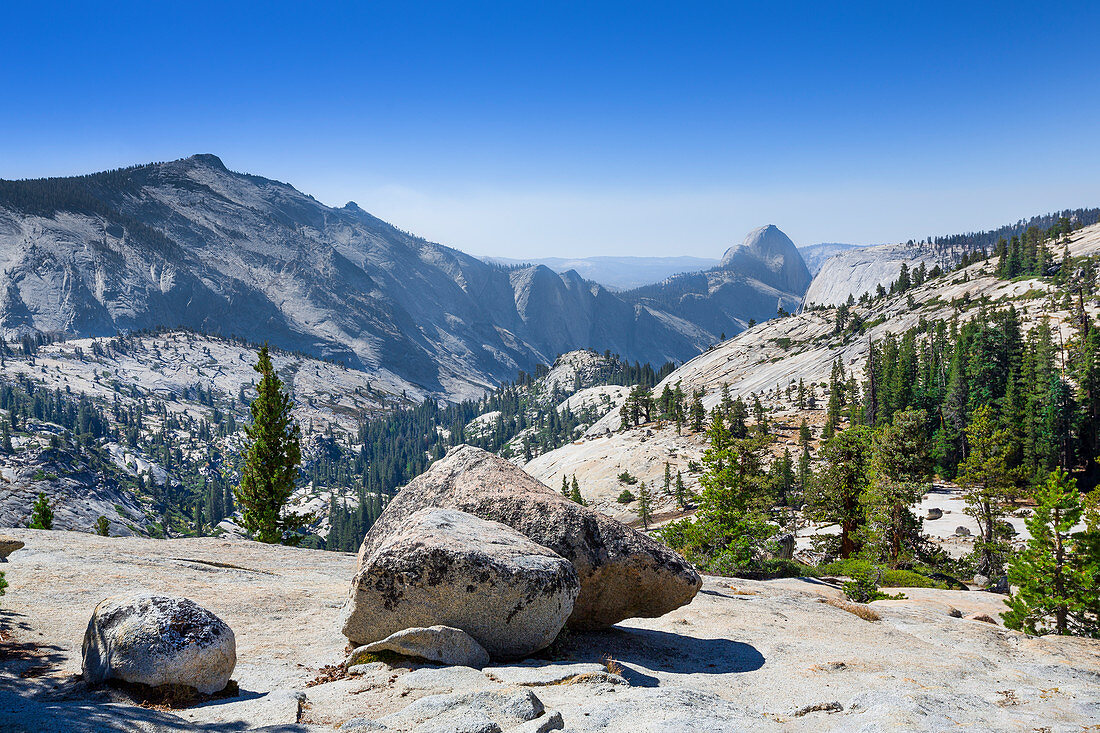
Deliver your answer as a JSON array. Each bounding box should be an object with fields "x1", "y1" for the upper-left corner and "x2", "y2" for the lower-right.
[
  {"x1": 355, "y1": 445, "x2": 701, "y2": 629},
  {"x1": 342, "y1": 508, "x2": 579, "y2": 659},
  {"x1": 82, "y1": 593, "x2": 236, "y2": 694}
]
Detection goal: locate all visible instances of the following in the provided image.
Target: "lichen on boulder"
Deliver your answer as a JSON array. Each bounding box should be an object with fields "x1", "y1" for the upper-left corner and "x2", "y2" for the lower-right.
[
  {"x1": 342, "y1": 507, "x2": 579, "y2": 659},
  {"x1": 82, "y1": 593, "x2": 236, "y2": 695}
]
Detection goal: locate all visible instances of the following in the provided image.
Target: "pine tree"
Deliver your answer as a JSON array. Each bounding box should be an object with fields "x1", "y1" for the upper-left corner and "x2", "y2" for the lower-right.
[
  {"x1": 561, "y1": 475, "x2": 570, "y2": 498},
  {"x1": 95, "y1": 515, "x2": 110, "y2": 536},
  {"x1": 663, "y1": 462, "x2": 672, "y2": 496},
  {"x1": 569, "y1": 479, "x2": 586, "y2": 506},
  {"x1": 674, "y1": 470, "x2": 689, "y2": 511},
  {"x1": 636, "y1": 481, "x2": 653, "y2": 529},
  {"x1": 808, "y1": 426, "x2": 872, "y2": 558},
  {"x1": 957, "y1": 405, "x2": 1016, "y2": 578},
  {"x1": 235, "y1": 346, "x2": 308, "y2": 544},
  {"x1": 29, "y1": 492, "x2": 53, "y2": 529},
  {"x1": 863, "y1": 409, "x2": 931, "y2": 568},
  {"x1": 689, "y1": 389, "x2": 706, "y2": 432},
  {"x1": 1003, "y1": 469, "x2": 1100, "y2": 637}
]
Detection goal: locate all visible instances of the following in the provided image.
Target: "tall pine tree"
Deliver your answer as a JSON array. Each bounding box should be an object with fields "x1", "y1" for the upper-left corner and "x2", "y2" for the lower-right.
[{"x1": 235, "y1": 346, "x2": 308, "y2": 544}]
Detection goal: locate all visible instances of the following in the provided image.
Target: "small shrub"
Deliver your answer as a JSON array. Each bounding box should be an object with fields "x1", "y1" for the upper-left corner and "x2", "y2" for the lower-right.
[
  {"x1": 760, "y1": 558, "x2": 811, "y2": 579},
  {"x1": 29, "y1": 492, "x2": 53, "y2": 530},
  {"x1": 817, "y1": 558, "x2": 944, "y2": 589},
  {"x1": 616, "y1": 489, "x2": 635, "y2": 504},
  {"x1": 822, "y1": 597, "x2": 881, "y2": 622},
  {"x1": 617, "y1": 471, "x2": 637, "y2": 485},
  {"x1": 842, "y1": 570, "x2": 906, "y2": 603}
]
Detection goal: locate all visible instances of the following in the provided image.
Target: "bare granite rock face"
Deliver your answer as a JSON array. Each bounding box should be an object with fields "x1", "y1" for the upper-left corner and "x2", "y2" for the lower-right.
[
  {"x1": 355, "y1": 445, "x2": 701, "y2": 630},
  {"x1": 4, "y1": 530, "x2": 1100, "y2": 731},
  {"x1": 82, "y1": 593, "x2": 236, "y2": 694},
  {"x1": 342, "y1": 508, "x2": 579, "y2": 659}
]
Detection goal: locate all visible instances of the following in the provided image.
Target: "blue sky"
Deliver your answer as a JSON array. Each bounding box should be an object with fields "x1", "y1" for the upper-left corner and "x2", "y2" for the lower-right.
[{"x1": 2, "y1": 2, "x2": 1099, "y2": 257}]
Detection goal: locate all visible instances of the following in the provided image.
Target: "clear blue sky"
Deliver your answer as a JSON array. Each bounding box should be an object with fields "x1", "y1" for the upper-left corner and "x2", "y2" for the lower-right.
[{"x1": 3, "y1": 2, "x2": 1099, "y2": 257}]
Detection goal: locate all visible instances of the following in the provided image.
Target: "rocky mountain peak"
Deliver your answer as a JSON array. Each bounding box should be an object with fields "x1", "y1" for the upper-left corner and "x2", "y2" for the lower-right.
[
  {"x1": 184, "y1": 153, "x2": 228, "y2": 170},
  {"x1": 719, "y1": 225, "x2": 812, "y2": 295}
]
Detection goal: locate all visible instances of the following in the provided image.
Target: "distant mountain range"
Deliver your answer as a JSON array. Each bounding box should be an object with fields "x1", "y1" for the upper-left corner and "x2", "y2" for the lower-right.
[
  {"x1": 486, "y1": 242, "x2": 864, "y2": 289},
  {"x1": 0, "y1": 155, "x2": 813, "y2": 398},
  {"x1": 482, "y1": 256, "x2": 722, "y2": 291}
]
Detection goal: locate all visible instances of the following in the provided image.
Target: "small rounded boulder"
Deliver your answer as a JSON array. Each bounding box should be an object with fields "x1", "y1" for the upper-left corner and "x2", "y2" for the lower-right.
[{"x1": 82, "y1": 593, "x2": 236, "y2": 694}]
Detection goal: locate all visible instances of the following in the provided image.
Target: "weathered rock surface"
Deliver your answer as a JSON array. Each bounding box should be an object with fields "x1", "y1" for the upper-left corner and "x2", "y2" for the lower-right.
[
  {"x1": 376, "y1": 688, "x2": 546, "y2": 732},
  {"x1": 5, "y1": 529, "x2": 1100, "y2": 732},
  {"x1": 346, "y1": 626, "x2": 490, "y2": 669},
  {"x1": 356, "y1": 445, "x2": 701, "y2": 629},
  {"x1": 82, "y1": 593, "x2": 236, "y2": 694},
  {"x1": 343, "y1": 508, "x2": 579, "y2": 659}
]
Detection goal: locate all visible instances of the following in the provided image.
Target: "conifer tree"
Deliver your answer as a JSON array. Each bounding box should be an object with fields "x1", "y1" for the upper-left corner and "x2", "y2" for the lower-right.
[
  {"x1": 29, "y1": 492, "x2": 53, "y2": 530},
  {"x1": 1003, "y1": 469, "x2": 1100, "y2": 637},
  {"x1": 863, "y1": 409, "x2": 931, "y2": 567},
  {"x1": 636, "y1": 481, "x2": 653, "y2": 529},
  {"x1": 95, "y1": 515, "x2": 110, "y2": 536},
  {"x1": 957, "y1": 405, "x2": 1016, "y2": 578},
  {"x1": 235, "y1": 346, "x2": 307, "y2": 544},
  {"x1": 689, "y1": 389, "x2": 706, "y2": 432},
  {"x1": 568, "y1": 478, "x2": 586, "y2": 506},
  {"x1": 674, "y1": 470, "x2": 689, "y2": 511},
  {"x1": 808, "y1": 426, "x2": 872, "y2": 558}
]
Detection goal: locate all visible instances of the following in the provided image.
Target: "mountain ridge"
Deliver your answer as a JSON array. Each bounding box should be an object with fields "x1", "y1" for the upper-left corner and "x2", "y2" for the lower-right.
[{"x1": 0, "y1": 154, "x2": 812, "y2": 398}]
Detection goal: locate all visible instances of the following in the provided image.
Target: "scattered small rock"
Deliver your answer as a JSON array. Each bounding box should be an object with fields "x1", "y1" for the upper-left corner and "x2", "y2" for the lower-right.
[
  {"x1": 955, "y1": 526, "x2": 971, "y2": 536},
  {"x1": 965, "y1": 613, "x2": 998, "y2": 625},
  {"x1": 925, "y1": 508, "x2": 943, "y2": 520},
  {"x1": 346, "y1": 626, "x2": 490, "y2": 668},
  {"x1": 511, "y1": 711, "x2": 565, "y2": 733},
  {"x1": 793, "y1": 701, "x2": 843, "y2": 717}
]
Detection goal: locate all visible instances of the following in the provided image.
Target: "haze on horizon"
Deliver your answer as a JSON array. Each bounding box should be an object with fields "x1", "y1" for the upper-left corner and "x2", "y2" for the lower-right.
[{"x1": 2, "y1": 2, "x2": 1099, "y2": 259}]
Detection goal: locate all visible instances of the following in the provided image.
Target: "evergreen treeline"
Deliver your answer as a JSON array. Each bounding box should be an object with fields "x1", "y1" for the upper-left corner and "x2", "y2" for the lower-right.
[
  {"x1": 919, "y1": 208, "x2": 1100, "y2": 257},
  {"x1": 855, "y1": 305, "x2": 1100, "y2": 487}
]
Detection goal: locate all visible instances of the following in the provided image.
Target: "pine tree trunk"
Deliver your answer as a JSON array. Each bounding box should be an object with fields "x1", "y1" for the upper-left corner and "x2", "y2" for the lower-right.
[{"x1": 1053, "y1": 506, "x2": 1067, "y2": 634}]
